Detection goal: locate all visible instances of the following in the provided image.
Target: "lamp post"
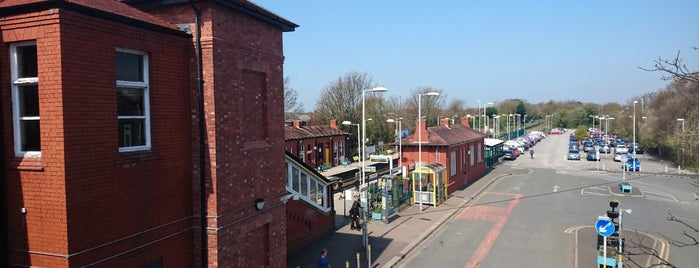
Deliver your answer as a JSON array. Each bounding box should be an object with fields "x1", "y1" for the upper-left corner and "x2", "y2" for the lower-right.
[
  {"x1": 485, "y1": 102, "x2": 493, "y2": 135},
  {"x1": 386, "y1": 117, "x2": 403, "y2": 169},
  {"x1": 360, "y1": 86, "x2": 387, "y2": 247},
  {"x1": 507, "y1": 114, "x2": 513, "y2": 140},
  {"x1": 477, "y1": 100, "x2": 481, "y2": 132},
  {"x1": 523, "y1": 115, "x2": 527, "y2": 135},
  {"x1": 606, "y1": 117, "x2": 614, "y2": 136},
  {"x1": 632, "y1": 101, "x2": 637, "y2": 159},
  {"x1": 618, "y1": 208, "x2": 632, "y2": 268},
  {"x1": 418, "y1": 91, "x2": 439, "y2": 212},
  {"x1": 677, "y1": 118, "x2": 685, "y2": 168},
  {"x1": 515, "y1": 114, "x2": 521, "y2": 137}
]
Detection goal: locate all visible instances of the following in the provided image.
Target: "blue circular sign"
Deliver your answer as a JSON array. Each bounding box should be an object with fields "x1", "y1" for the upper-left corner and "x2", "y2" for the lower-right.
[{"x1": 595, "y1": 219, "x2": 615, "y2": 236}]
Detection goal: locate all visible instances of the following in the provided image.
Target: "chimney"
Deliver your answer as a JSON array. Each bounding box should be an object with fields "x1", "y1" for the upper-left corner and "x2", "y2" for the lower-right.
[
  {"x1": 329, "y1": 119, "x2": 338, "y2": 130},
  {"x1": 293, "y1": 121, "x2": 301, "y2": 128},
  {"x1": 416, "y1": 119, "x2": 428, "y2": 143},
  {"x1": 461, "y1": 117, "x2": 470, "y2": 128},
  {"x1": 440, "y1": 118, "x2": 450, "y2": 126}
]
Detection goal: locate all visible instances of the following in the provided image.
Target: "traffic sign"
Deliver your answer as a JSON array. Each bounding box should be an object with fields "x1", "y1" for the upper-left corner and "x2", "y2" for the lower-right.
[{"x1": 595, "y1": 218, "x2": 615, "y2": 236}]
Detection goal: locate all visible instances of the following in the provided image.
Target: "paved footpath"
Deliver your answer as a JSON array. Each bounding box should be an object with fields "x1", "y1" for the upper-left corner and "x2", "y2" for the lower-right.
[{"x1": 287, "y1": 165, "x2": 528, "y2": 268}]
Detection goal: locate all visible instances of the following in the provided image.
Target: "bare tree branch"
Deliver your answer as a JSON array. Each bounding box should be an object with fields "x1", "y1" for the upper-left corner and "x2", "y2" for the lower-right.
[{"x1": 640, "y1": 49, "x2": 698, "y2": 82}]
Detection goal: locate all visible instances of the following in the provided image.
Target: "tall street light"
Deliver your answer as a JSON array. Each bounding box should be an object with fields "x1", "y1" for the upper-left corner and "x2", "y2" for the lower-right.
[
  {"x1": 632, "y1": 101, "x2": 637, "y2": 158},
  {"x1": 418, "y1": 91, "x2": 439, "y2": 212},
  {"x1": 515, "y1": 114, "x2": 521, "y2": 137},
  {"x1": 677, "y1": 118, "x2": 685, "y2": 168},
  {"x1": 508, "y1": 114, "x2": 513, "y2": 140},
  {"x1": 386, "y1": 117, "x2": 403, "y2": 171},
  {"x1": 361, "y1": 86, "x2": 387, "y2": 247},
  {"x1": 523, "y1": 114, "x2": 527, "y2": 135},
  {"x1": 477, "y1": 100, "x2": 481, "y2": 132}
]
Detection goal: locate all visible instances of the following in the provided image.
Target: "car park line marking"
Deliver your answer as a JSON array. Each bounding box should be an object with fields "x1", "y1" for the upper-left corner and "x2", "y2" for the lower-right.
[
  {"x1": 641, "y1": 190, "x2": 679, "y2": 203},
  {"x1": 581, "y1": 186, "x2": 609, "y2": 196}
]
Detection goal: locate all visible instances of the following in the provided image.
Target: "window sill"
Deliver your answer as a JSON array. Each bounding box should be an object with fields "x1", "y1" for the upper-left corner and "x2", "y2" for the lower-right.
[
  {"x1": 9, "y1": 157, "x2": 44, "y2": 172},
  {"x1": 117, "y1": 151, "x2": 160, "y2": 167}
]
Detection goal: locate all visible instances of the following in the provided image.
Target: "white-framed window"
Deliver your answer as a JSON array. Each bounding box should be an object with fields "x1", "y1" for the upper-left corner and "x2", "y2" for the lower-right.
[
  {"x1": 470, "y1": 145, "x2": 475, "y2": 166},
  {"x1": 450, "y1": 151, "x2": 457, "y2": 176},
  {"x1": 116, "y1": 49, "x2": 150, "y2": 152},
  {"x1": 478, "y1": 143, "x2": 482, "y2": 163},
  {"x1": 11, "y1": 41, "x2": 40, "y2": 157}
]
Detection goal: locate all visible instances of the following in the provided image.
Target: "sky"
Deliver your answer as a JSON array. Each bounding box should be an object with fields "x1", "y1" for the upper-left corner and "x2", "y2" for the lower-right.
[{"x1": 253, "y1": 1, "x2": 699, "y2": 112}]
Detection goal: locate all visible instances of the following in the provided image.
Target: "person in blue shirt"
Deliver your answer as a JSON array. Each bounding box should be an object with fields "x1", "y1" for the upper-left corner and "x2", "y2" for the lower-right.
[{"x1": 317, "y1": 248, "x2": 331, "y2": 268}]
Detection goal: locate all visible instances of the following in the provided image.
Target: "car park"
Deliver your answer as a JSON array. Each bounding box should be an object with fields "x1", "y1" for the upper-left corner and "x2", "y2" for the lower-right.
[
  {"x1": 613, "y1": 151, "x2": 627, "y2": 162},
  {"x1": 615, "y1": 144, "x2": 629, "y2": 154},
  {"x1": 624, "y1": 156, "x2": 641, "y2": 171},
  {"x1": 628, "y1": 143, "x2": 644, "y2": 154},
  {"x1": 567, "y1": 149, "x2": 581, "y2": 160},
  {"x1": 503, "y1": 148, "x2": 517, "y2": 160},
  {"x1": 587, "y1": 151, "x2": 601, "y2": 161}
]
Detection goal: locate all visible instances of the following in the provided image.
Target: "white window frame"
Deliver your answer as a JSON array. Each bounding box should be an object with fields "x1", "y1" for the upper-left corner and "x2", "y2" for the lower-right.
[
  {"x1": 450, "y1": 151, "x2": 457, "y2": 176},
  {"x1": 11, "y1": 41, "x2": 40, "y2": 157},
  {"x1": 116, "y1": 48, "x2": 151, "y2": 152}
]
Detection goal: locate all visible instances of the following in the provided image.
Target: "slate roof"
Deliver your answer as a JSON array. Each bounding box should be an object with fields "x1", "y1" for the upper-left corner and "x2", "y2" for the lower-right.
[
  {"x1": 285, "y1": 125, "x2": 349, "y2": 141},
  {"x1": 402, "y1": 124, "x2": 486, "y2": 147}
]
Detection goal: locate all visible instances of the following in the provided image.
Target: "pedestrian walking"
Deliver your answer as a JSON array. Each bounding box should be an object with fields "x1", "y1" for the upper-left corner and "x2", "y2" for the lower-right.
[
  {"x1": 317, "y1": 248, "x2": 331, "y2": 268},
  {"x1": 530, "y1": 149, "x2": 535, "y2": 159},
  {"x1": 349, "y1": 200, "x2": 361, "y2": 230}
]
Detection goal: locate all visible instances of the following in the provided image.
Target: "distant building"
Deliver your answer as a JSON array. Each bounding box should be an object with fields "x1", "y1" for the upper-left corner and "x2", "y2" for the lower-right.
[
  {"x1": 401, "y1": 118, "x2": 487, "y2": 205},
  {"x1": 1, "y1": 0, "x2": 297, "y2": 267},
  {"x1": 285, "y1": 120, "x2": 350, "y2": 170}
]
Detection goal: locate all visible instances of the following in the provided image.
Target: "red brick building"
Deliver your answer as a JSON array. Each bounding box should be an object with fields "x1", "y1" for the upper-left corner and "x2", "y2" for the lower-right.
[
  {"x1": 401, "y1": 118, "x2": 487, "y2": 202},
  {"x1": 284, "y1": 120, "x2": 350, "y2": 170},
  {"x1": 1, "y1": 0, "x2": 296, "y2": 267}
]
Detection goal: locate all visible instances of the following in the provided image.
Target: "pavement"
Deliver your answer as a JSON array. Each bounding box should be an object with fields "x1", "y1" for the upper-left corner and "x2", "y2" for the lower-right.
[{"x1": 286, "y1": 163, "x2": 529, "y2": 268}]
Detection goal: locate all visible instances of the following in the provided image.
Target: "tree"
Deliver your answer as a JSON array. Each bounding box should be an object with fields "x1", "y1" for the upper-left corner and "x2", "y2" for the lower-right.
[
  {"x1": 640, "y1": 48, "x2": 698, "y2": 83},
  {"x1": 403, "y1": 87, "x2": 445, "y2": 133},
  {"x1": 284, "y1": 76, "x2": 304, "y2": 119}
]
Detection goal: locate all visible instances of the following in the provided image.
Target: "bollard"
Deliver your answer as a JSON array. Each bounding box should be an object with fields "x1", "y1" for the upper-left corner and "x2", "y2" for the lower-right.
[
  {"x1": 356, "y1": 252, "x2": 360, "y2": 268},
  {"x1": 368, "y1": 244, "x2": 372, "y2": 268},
  {"x1": 678, "y1": 165, "x2": 681, "y2": 175},
  {"x1": 346, "y1": 261, "x2": 349, "y2": 268},
  {"x1": 665, "y1": 165, "x2": 668, "y2": 174}
]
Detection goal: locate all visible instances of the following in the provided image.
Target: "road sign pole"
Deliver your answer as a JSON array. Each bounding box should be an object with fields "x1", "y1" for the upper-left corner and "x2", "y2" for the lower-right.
[{"x1": 603, "y1": 236, "x2": 607, "y2": 268}]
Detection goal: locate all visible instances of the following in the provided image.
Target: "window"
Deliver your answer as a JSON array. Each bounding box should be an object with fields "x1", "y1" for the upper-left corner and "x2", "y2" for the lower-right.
[
  {"x1": 470, "y1": 145, "x2": 475, "y2": 166},
  {"x1": 478, "y1": 143, "x2": 482, "y2": 163},
  {"x1": 450, "y1": 151, "x2": 457, "y2": 176},
  {"x1": 11, "y1": 42, "x2": 40, "y2": 157},
  {"x1": 117, "y1": 49, "x2": 150, "y2": 152}
]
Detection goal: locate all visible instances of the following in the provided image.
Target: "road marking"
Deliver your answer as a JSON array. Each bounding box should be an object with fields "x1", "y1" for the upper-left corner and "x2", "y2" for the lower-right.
[
  {"x1": 581, "y1": 186, "x2": 609, "y2": 196},
  {"x1": 464, "y1": 193, "x2": 522, "y2": 268},
  {"x1": 642, "y1": 190, "x2": 679, "y2": 203}
]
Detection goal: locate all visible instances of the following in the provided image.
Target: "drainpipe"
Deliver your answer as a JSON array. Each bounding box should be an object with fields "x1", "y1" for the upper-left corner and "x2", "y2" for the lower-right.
[{"x1": 187, "y1": 1, "x2": 207, "y2": 267}]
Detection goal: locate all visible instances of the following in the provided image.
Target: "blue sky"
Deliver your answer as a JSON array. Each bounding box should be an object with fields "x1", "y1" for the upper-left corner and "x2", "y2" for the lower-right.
[{"x1": 254, "y1": 1, "x2": 699, "y2": 112}]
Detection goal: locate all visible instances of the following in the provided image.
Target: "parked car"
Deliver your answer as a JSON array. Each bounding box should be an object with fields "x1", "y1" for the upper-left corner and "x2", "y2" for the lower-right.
[
  {"x1": 615, "y1": 144, "x2": 629, "y2": 154},
  {"x1": 582, "y1": 141, "x2": 594, "y2": 152},
  {"x1": 624, "y1": 157, "x2": 641, "y2": 171},
  {"x1": 503, "y1": 148, "x2": 517, "y2": 160},
  {"x1": 567, "y1": 149, "x2": 581, "y2": 160},
  {"x1": 587, "y1": 151, "x2": 601, "y2": 161},
  {"x1": 628, "y1": 143, "x2": 644, "y2": 154},
  {"x1": 549, "y1": 128, "x2": 564, "y2": 135},
  {"x1": 597, "y1": 143, "x2": 611, "y2": 154},
  {"x1": 613, "y1": 151, "x2": 627, "y2": 162}
]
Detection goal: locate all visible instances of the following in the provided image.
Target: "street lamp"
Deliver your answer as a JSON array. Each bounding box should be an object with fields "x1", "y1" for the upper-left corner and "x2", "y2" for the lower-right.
[
  {"x1": 523, "y1": 114, "x2": 527, "y2": 135},
  {"x1": 361, "y1": 86, "x2": 387, "y2": 247},
  {"x1": 418, "y1": 91, "x2": 439, "y2": 212},
  {"x1": 606, "y1": 117, "x2": 614, "y2": 136},
  {"x1": 485, "y1": 102, "x2": 493, "y2": 134},
  {"x1": 677, "y1": 118, "x2": 685, "y2": 168},
  {"x1": 508, "y1": 114, "x2": 513, "y2": 140},
  {"x1": 476, "y1": 100, "x2": 481, "y2": 132},
  {"x1": 632, "y1": 101, "x2": 637, "y2": 158},
  {"x1": 515, "y1": 114, "x2": 521, "y2": 137},
  {"x1": 386, "y1": 117, "x2": 403, "y2": 171},
  {"x1": 618, "y1": 208, "x2": 632, "y2": 268}
]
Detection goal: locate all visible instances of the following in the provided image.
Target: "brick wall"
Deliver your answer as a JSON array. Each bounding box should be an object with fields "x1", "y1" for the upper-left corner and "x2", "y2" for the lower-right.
[{"x1": 1, "y1": 8, "x2": 193, "y2": 267}]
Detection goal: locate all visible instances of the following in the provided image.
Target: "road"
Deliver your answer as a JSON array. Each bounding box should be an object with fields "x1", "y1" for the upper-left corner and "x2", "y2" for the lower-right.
[{"x1": 398, "y1": 133, "x2": 699, "y2": 267}]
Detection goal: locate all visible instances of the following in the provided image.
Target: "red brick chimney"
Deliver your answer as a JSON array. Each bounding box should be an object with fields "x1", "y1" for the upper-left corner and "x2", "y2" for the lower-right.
[
  {"x1": 329, "y1": 119, "x2": 338, "y2": 130},
  {"x1": 416, "y1": 119, "x2": 428, "y2": 143},
  {"x1": 440, "y1": 118, "x2": 450, "y2": 126},
  {"x1": 293, "y1": 121, "x2": 301, "y2": 128},
  {"x1": 461, "y1": 117, "x2": 470, "y2": 128}
]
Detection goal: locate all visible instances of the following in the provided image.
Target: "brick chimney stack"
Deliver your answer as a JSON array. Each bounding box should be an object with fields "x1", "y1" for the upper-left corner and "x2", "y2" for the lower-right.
[
  {"x1": 293, "y1": 121, "x2": 301, "y2": 128},
  {"x1": 440, "y1": 118, "x2": 450, "y2": 126},
  {"x1": 461, "y1": 117, "x2": 470, "y2": 128},
  {"x1": 416, "y1": 119, "x2": 428, "y2": 143},
  {"x1": 329, "y1": 119, "x2": 338, "y2": 130}
]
